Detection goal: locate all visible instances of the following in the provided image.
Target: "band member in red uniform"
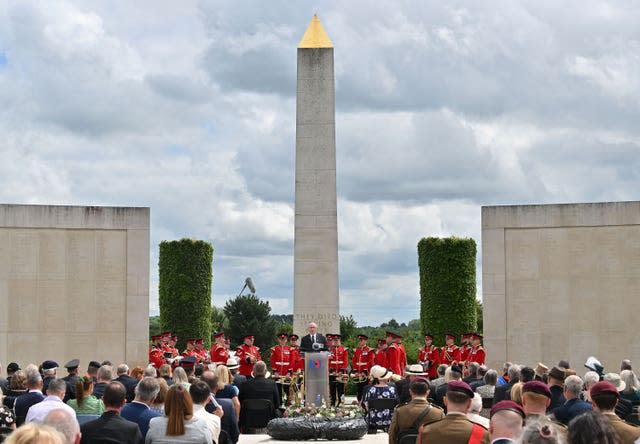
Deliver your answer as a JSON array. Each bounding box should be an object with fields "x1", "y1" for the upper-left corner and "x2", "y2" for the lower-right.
[
  {"x1": 468, "y1": 333, "x2": 486, "y2": 365},
  {"x1": 418, "y1": 334, "x2": 440, "y2": 379},
  {"x1": 352, "y1": 334, "x2": 375, "y2": 401},
  {"x1": 149, "y1": 335, "x2": 165, "y2": 368},
  {"x1": 194, "y1": 338, "x2": 209, "y2": 364},
  {"x1": 459, "y1": 333, "x2": 472, "y2": 366},
  {"x1": 396, "y1": 334, "x2": 407, "y2": 374},
  {"x1": 236, "y1": 334, "x2": 261, "y2": 377},
  {"x1": 374, "y1": 339, "x2": 388, "y2": 368},
  {"x1": 182, "y1": 338, "x2": 197, "y2": 357},
  {"x1": 440, "y1": 333, "x2": 461, "y2": 366},
  {"x1": 168, "y1": 334, "x2": 179, "y2": 358},
  {"x1": 328, "y1": 334, "x2": 349, "y2": 406},
  {"x1": 270, "y1": 333, "x2": 292, "y2": 376},
  {"x1": 288, "y1": 334, "x2": 303, "y2": 372},
  {"x1": 385, "y1": 331, "x2": 403, "y2": 376},
  {"x1": 210, "y1": 331, "x2": 229, "y2": 366}
]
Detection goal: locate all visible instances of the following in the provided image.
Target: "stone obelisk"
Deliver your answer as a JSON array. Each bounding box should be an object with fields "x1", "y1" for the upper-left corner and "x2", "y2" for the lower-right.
[{"x1": 293, "y1": 15, "x2": 339, "y2": 336}]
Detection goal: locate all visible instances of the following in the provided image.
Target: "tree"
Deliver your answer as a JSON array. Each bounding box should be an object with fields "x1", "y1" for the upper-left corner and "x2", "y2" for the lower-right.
[
  {"x1": 340, "y1": 315, "x2": 357, "y2": 340},
  {"x1": 418, "y1": 236, "x2": 477, "y2": 346},
  {"x1": 223, "y1": 294, "x2": 276, "y2": 355},
  {"x1": 159, "y1": 239, "x2": 213, "y2": 351},
  {"x1": 211, "y1": 306, "x2": 228, "y2": 333},
  {"x1": 149, "y1": 316, "x2": 161, "y2": 339}
]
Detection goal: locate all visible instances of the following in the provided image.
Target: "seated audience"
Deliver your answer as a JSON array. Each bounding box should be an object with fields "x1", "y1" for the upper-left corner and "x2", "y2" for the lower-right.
[
  {"x1": 120, "y1": 377, "x2": 161, "y2": 437},
  {"x1": 4, "y1": 422, "x2": 65, "y2": 444},
  {"x1": 619, "y1": 370, "x2": 640, "y2": 403},
  {"x1": 43, "y1": 408, "x2": 82, "y2": 444},
  {"x1": 567, "y1": 410, "x2": 617, "y2": 444},
  {"x1": 80, "y1": 381, "x2": 143, "y2": 444},
  {"x1": 25, "y1": 379, "x2": 76, "y2": 424},
  {"x1": 551, "y1": 375, "x2": 592, "y2": 425},
  {"x1": 489, "y1": 401, "x2": 525, "y2": 443},
  {"x1": 589, "y1": 380, "x2": 640, "y2": 443},
  {"x1": 146, "y1": 385, "x2": 212, "y2": 444},
  {"x1": 67, "y1": 376, "x2": 104, "y2": 415}
]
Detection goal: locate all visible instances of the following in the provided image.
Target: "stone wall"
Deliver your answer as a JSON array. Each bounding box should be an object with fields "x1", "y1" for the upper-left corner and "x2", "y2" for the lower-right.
[
  {"x1": 482, "y1": 202, "x2": 640, "y2": 372},
  {"x1": 0, "y1": 204, "x2": 150, "y2": 368}
]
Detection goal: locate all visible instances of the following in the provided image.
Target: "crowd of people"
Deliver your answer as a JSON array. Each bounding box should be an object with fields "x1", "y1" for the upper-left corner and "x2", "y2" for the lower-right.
[{"x1": 2, "y1": 323, "x2": 640, "y2": 444}]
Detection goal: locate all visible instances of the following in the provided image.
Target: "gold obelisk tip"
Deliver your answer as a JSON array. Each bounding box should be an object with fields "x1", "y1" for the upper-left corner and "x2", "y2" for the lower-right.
[{"x1": 298, "y1": 14, "x2": 333, "y2": 48}]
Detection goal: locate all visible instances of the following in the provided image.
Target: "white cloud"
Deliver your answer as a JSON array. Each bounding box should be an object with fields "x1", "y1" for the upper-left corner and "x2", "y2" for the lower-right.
[{"x1": 2, "y1": 0, "x2": 640, "y2": 327}]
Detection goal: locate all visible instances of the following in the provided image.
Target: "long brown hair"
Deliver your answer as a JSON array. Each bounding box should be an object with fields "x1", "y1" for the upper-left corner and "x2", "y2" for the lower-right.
[
  {"x1": 74, "y1": 375, "x2": 94, "y2": 408},
  {"x1": 164, "y1": 384, "x2": 193, "y2": 436}
]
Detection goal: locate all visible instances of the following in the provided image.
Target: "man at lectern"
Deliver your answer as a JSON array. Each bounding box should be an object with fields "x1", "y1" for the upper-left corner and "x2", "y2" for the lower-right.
[{"x1": 300, "y1": 322, "x2": 329, "y2": 352}]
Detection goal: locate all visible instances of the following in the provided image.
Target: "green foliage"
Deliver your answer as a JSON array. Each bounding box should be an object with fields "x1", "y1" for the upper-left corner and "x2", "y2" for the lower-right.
[
  {"x1": 418, "y1": 236, "x2": 477, "y2": 346},
  {"x1": 211, "y1": 306, "x2": 228, "y2": 333},
  {"x1": 340, "y1": 315, "x2": 357, "y2": 340},
  {"x1": 149, "y1": 316, "x2": 161, "y2": 339},
  {"x1": 159, "y1": 238, "x2": 213, "y2": 351},
  {"x1": 475, "y1": 299, "x2": 483, "y2": 333},
  {"x1": 223, "y1": 294, "x2": 276, "y2": 357},
  {"x1": 276, "y1": 322, "x2": 293, "y2": 335}
]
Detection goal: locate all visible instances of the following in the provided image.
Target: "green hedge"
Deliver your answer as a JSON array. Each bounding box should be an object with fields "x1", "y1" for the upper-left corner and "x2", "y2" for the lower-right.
[
  {"x1": 418, "y1": 237, "x2": 477, "y2": 346},
  {"x1": 159, "y1": 239, "x2": 213, "y2": 351}
]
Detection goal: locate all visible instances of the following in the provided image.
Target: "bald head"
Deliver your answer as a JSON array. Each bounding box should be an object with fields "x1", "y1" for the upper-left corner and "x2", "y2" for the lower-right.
[
  {"x1": 490, "y1": 409, "x2": 524, "y2": 442},
  {"x1": 43, "y1": 409, "x2": 81, "y2": 444}
]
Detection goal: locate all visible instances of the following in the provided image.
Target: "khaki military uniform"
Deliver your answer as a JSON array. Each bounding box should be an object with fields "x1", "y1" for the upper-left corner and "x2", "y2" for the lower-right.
[
  {"x1": 388, "y1": 398, "x2": 444, "y2": 444},
  {"x1": 604, "y1": 412, "x2": 640, "y2": 444},
  {"x1": 420, "y1": 412, "x2": 490, "y2": 444}
]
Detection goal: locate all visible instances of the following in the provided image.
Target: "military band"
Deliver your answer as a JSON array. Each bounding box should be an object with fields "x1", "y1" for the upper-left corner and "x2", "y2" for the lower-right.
[{"x1": 149, "y1": 329, "x2": 486, "y2": 400}]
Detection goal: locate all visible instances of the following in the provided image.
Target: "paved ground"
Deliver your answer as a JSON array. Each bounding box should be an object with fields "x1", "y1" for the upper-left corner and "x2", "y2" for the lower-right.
[{"x1": 239, "y1": 432, "x2": 389, "y2": 444}]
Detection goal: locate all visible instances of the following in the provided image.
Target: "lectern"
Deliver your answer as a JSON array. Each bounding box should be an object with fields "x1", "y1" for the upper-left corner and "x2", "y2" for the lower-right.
[{"x1": 304, "y1": 351, "x2": 330, "y2": 406}]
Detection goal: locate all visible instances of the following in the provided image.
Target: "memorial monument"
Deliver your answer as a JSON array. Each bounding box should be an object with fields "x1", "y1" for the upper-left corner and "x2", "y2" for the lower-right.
[
  {"x1": 293, "y1": 16, "x2": 340, "y2": 335},
  {"x1": 0, "y1": 204, "x2": 150, "y2": 367},
  {"x1": 482, "y1": 201, "x2": 640, "y2": 371}
]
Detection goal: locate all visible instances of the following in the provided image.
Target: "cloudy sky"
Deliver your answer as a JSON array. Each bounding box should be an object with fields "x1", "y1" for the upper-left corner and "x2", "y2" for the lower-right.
[{"x1": 2, "y1": 1, "x2": 639, "y2": 326}]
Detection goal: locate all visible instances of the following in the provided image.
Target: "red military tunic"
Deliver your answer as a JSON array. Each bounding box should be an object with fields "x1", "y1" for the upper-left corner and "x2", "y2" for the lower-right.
[
  {"x1": 440, "y1": 344, "x2": 461, "y2": 366},
  {"x1": 374, "y1": 348, "x2": 388, "y2": 368},
  {"x1": 210, "y1": 344, "x2": 229, "y2": 366},
  {"x1": 460, "y1": 344, "x2": 472, "y2": 364},
  {"x1": 469, "y1": 345, "x2": 486, "y2": 365},
  {"x1": 398, "y1": 343, "x2": 407, "y2": 375},
  {"x1": 149, "y1": 347, "x2": 165, "y2": 368},
  {"x1": 329, "y1": 346, "x2": 349, "y2": 374},
  {"x1": 194, "y1": 348, "x2": 210, "y2": 364},
  {"x1": 418, "y1": 345, "x2": 440, "y2": 379},
  {"x1": 236, "y1": 344, "x2": 262, "y2": 377},
  {"x1": 289, "y1": 346, "x2": 303, "y2": 372},
  {"x1": 270, "y1": 344, "x2": 292, "y2": 375},
  {"x1": 385, "y1": 343, "x2": 403, "y2": 375},
  {"x1": 352, "y1": 345, "x2": 375, "y2": 374}
]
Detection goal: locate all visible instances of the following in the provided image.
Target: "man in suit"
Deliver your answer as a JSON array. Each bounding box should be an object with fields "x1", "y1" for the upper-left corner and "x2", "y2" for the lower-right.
[
  {"x1": 493, "y1": 364, "x2": 520, "y2": 404},
  {"x1": 114, "y1": 364, "x2": 138, "y2": 403},
  {"x1": 434, "y1": 364, "x2": 463, "y2": 409},
  {"x1": 14, "y1": 365, "x2": 45, "y2": 426},
  {"x1": 420, "y1": 380, "x2": 490, "y2": 443},
  {"x1": 551, "y1": 375, "x2": 592, "y2": 425},
  {"x1": 388, "y1": 379, "x2": 444, "y2": 444},
  {"x1": 80, "y1": 381, "x2": 144, "y2": 444},
  {"x1": 120, "y1": 377, "x2": 161, "y2": 437},
  {"x1": 239, "y1": 361, "x2": 280, "y2": 408},
  {"x1": 300, "y1": 322, "x2": 328, "y2": 352},
  {"x1": 489, "y1": 401, "x2": 525, "y2": 444}
]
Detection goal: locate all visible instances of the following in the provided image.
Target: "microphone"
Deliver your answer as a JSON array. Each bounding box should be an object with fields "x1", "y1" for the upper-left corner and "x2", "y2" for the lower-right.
[{"x1": 245, "y1": 277, "x2": 256, "y2": 294}]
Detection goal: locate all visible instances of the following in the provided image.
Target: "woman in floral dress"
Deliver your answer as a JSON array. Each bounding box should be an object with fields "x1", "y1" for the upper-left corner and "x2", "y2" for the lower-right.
[
  {"x1": 363, "y1": 365, "x2": 397, "y2": 432},
  {"x1": 0, "y1": 387, "x2": 17, "y2": 437}
]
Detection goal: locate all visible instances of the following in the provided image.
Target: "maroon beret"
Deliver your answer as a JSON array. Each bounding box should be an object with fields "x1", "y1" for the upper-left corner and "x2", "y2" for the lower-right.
[
  {"x1": 447, "y1": 380, "x2": 474, "y2": 398},
  {"x1": 490, "y1": 400, "x2": 525, "y2": 419},
  {"x1": 522, "y1": 381, "x2": 552, "y2": 398},
  {"x1": 591, "y1": 381, "x2": 619, "y2": 397}
]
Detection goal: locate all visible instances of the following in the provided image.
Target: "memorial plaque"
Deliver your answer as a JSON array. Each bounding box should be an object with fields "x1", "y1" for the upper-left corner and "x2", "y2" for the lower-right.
[
  {"x1": 37, "y1": 230, "x2": 66, "y2": 280},
  {"x1": 66, "y1": 230, "x2": 95, "y2": 281}
]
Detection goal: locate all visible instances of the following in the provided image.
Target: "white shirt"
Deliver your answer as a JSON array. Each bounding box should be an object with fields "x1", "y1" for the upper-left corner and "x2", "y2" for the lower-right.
[
  {"x1": 25, "y1": 395, "x2": 76, "y2": 424},
  {"x1": 193, "y1": 404, "x2": 221, "y2": 444}
]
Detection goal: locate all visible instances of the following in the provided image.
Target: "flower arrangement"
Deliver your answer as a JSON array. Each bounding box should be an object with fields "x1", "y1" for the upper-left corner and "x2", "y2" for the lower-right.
[{"x1": 284, "y1": 399, "x2": 364, "y2": 419}]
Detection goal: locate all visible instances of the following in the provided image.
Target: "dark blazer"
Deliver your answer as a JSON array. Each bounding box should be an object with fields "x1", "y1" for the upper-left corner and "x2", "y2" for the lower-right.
[
  {"x1": 120, "y1": 401, "x2": 161, "y2": 437},
  {"x1": 300, "y1": 334, "x2": 328, "y2": 352},
  {"x1": 239, "y1": 376, "x2": 280, "y2": 408},
  {"x1": 92, "y1": 382, "x2": 107, "y2": 400},
  {"x1": 14, "y1": 391, "x2": 45, "y2": 426},
  {"x1": 80, "y1": 411, "x2": 143, "y2": 444},
  {"x1": 548, "y1": 385, "x2": 566, "y2": 412},
  {"x1": 493, "y1": 380, "x2": 517, "y2": 403},
  {"x1": 207, "y1": 398, "x2": 239, "y2": 444},
  {"x1": 552, "y1": 397, "x2": 592, "y2": 425},
  {"x1": 115, "y1": 375, "x2": 138, "y2": 403}
]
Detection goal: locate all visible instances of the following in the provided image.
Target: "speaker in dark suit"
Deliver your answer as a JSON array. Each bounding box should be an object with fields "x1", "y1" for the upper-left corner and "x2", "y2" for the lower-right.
[{"x1": 300, "y1": 323, "x2": 328, "y2": 352}]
